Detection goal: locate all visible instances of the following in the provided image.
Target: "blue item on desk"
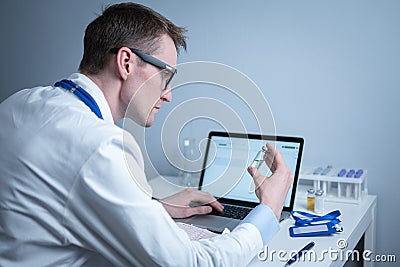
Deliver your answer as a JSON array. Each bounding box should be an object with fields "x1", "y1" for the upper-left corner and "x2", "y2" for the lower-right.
[
  {"x1": 285, "y1": 241, "x2": 315, "y2": 266},
  {"x1": 289, "y1": 210, "x2": 343, "y2": 237}
]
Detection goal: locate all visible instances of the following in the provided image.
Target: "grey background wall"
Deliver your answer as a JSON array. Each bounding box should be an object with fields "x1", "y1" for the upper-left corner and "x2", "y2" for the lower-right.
[{"x1": 1, "y1": 0, "x2": 399, "y2": 263}]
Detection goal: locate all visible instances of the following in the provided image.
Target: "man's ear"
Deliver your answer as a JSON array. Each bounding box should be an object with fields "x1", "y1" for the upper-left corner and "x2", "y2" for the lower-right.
[{"x1": 115, "y1": 47, "x2": 134, "y2": 80}]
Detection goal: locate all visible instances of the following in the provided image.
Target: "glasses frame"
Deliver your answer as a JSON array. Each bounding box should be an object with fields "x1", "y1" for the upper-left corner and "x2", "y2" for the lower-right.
[{"x1": 110, "y1": 47, "x2": 177, "y2": 90}]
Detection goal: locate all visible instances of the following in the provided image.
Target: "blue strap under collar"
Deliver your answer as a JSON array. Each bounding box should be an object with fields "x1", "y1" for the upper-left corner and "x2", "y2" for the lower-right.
[{"x1": 54, "y1": 79, "x2": 103, "y2": 120}]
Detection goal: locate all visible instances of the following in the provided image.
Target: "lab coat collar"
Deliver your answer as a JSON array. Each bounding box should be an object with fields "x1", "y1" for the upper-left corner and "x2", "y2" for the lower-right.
[{"x1": 68, "y1": 73, "x2": 114, "y2": 124}]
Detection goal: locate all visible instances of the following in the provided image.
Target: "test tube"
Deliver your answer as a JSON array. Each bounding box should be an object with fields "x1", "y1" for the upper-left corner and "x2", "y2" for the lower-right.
[{"x1": 346, "y1": 169, "x2": 355, "y2": 199}]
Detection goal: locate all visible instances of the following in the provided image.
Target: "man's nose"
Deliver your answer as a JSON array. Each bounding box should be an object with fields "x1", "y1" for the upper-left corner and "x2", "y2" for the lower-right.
[{"x1": 161, "y1": 88, "x2": 172, "y2": 102}]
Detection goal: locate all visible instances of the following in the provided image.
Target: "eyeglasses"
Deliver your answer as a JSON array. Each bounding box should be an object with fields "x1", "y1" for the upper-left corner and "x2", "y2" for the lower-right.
[{"x1": 110, "y1": 47, "x2": 177, "y2": 90}]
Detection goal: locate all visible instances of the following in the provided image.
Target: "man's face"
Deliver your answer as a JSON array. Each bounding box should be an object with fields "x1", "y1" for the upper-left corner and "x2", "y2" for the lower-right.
[{"x1": 123, "y1": 34, "x2": 177, "y2": 127}]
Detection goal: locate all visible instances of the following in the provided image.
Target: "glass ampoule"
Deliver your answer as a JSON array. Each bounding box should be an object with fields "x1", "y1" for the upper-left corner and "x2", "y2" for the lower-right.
[
  {"x1": 251, "y1": 145, "x2": 267, "y2": 169},
  {"x1": 314, "y1": 189, "x2": 325, "y2": 214},
  {"x1": 248, "y1": 145, "x2": 268, "y2": 193}
]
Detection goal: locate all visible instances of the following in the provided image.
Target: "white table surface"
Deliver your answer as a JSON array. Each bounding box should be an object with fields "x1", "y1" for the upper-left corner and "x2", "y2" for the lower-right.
[{"x1": 149, "y1": 175, "x2": 377, "y2": 267}]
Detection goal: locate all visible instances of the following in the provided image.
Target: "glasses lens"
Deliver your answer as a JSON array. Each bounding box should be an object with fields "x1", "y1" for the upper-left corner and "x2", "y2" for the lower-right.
[{"x1": 164, "y1": 69, "x2": 176, "y2": 90}]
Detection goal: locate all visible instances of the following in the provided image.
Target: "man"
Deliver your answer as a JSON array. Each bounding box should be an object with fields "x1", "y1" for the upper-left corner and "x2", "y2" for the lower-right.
[{"x1": 0, "y1": 2, "x2": 293, "y2": 266}]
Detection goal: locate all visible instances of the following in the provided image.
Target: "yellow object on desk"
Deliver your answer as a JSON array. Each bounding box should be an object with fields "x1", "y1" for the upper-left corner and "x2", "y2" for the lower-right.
[{"x1": 307, "y1": 188, "x2": 315, "y2": 211}]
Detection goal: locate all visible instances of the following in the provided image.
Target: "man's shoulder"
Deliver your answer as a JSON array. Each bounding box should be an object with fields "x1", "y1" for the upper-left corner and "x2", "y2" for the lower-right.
[{"x1": 1, "y1": 84, "x2": 130, "y2": 162}]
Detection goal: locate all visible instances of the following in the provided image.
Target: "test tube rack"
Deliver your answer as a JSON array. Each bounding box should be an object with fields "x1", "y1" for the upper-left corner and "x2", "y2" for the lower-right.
[{"x1": 298, "y1": 166, "x2": 368, "y2": 204}]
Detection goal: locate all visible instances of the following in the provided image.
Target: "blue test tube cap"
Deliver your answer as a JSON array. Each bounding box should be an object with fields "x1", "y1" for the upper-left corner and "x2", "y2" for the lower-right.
[
  {"x1": 354, "y1": 169, "x2": 363, "y2": 178},
  {"x1": 338, "y1": 169, "x2": 346, "y2": 177},
  {"x1": 346, "y1": 169, "x2": 355, "y2": 178}
]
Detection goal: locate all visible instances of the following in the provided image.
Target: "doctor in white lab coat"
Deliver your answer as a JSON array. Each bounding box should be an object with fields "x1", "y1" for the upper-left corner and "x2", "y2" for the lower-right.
[{"x1": 0, "y1": 2, "x2": 293, "y2": 266}]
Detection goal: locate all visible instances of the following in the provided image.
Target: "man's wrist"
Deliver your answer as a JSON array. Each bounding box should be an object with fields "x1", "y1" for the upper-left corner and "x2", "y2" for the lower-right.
[
  {"x1": 240, "y1": 204, "x2": 280, "y2": 245},
  {"x1": 260, "y1": 201, "x2": 281, "y2": 221}
]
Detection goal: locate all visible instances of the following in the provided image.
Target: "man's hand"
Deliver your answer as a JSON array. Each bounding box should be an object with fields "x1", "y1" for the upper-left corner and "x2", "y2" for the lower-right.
[
  {"x1": 159, "y1": 188, "x2": 224, "y2": 219},
  {"x1": 247, "y1": 143, "x2": 294, "y2": 220}
]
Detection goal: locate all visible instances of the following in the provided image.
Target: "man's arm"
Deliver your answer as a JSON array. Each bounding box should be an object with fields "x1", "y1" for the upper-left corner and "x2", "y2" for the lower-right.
[{"x1": 62, "y1": 135, "x2": 277, "y2": 266}]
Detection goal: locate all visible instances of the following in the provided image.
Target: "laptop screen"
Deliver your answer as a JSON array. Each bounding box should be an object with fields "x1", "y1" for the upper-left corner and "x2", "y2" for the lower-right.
[{"x1": 199, "y1": 132, "x2": 304, "y2": 211}]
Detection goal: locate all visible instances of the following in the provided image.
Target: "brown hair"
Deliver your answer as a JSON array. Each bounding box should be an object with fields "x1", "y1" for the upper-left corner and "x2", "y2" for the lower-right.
[{"x1": 79, "y1": 2, "x2": 187, "y2": 74}]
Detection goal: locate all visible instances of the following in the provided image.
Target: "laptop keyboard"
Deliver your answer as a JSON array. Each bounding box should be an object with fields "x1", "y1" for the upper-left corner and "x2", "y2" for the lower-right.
[{"x1": 214, "y1": 204, "x2": 252, "y2": 220}]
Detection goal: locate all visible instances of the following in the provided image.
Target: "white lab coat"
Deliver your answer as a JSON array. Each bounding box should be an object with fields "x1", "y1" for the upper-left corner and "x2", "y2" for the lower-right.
[{"x1": 0, "y1": 73, "x2": 276, "y2": 266}]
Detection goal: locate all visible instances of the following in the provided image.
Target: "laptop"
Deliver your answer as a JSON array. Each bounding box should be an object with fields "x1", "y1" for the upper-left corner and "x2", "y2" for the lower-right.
[{"x1": 176, "y1": 131, "x2": 304, "y2": 233}]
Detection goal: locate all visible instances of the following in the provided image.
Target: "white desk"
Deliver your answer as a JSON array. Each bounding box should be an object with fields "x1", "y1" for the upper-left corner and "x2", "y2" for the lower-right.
[
  {"x1": 149, "y1": 176, "x2": 377, "y2": 267},
  {"x1": 249, "y1": 195, "x2": 376, "y2": 267}
]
